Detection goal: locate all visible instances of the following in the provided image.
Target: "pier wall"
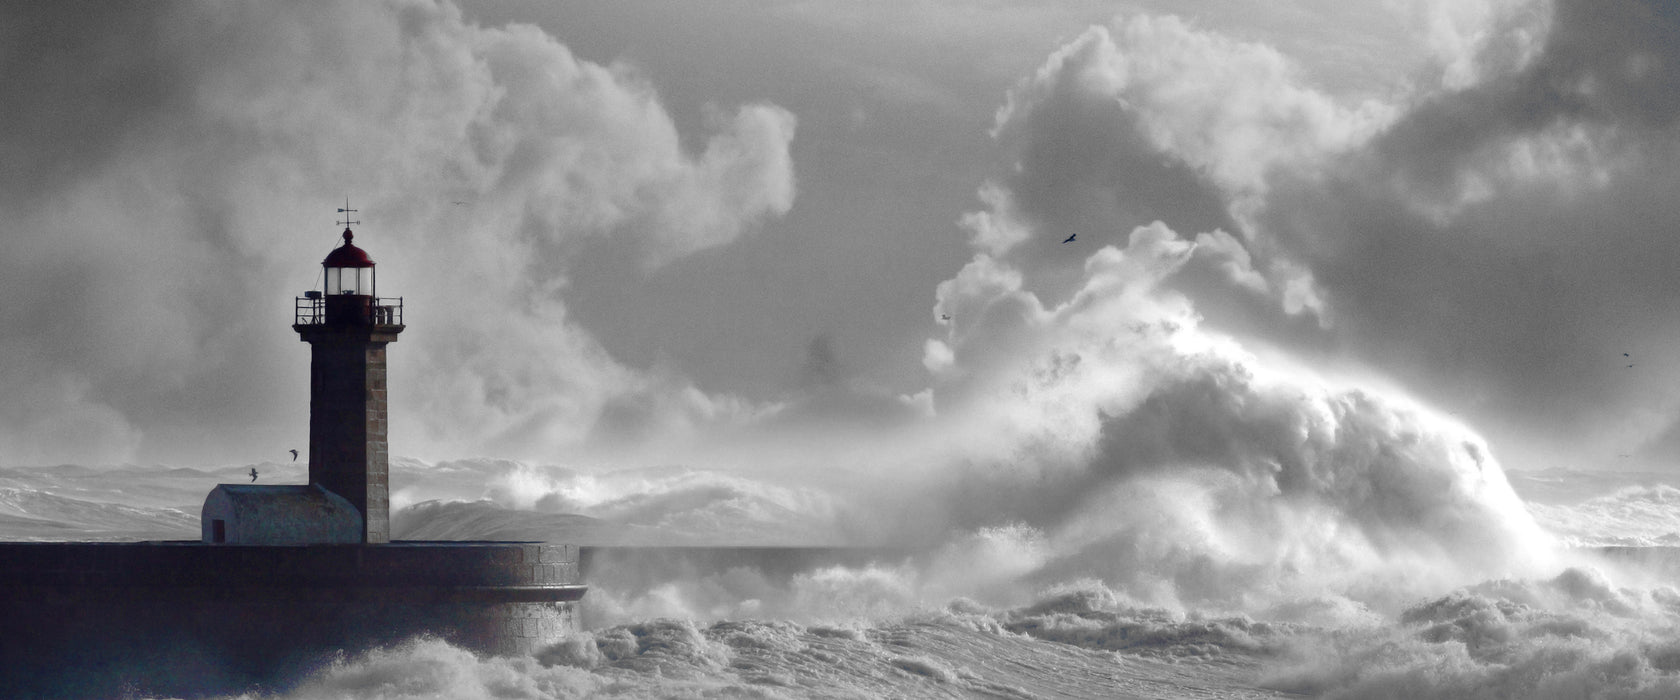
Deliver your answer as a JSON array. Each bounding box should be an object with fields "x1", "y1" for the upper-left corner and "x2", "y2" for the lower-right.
[{"x1": 0, "y1": 541, "x2": 584, "y2": 699}]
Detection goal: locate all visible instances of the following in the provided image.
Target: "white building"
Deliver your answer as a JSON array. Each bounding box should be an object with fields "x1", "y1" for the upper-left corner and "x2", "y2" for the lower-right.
[{"x1": 201, "y1": 484, "x2": 360, "y2": 545}]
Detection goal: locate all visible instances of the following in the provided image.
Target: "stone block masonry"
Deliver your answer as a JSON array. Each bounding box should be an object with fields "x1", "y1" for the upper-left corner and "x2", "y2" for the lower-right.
[{"x1": 296, "y1": 326, "x2": 401, "y2": 543}]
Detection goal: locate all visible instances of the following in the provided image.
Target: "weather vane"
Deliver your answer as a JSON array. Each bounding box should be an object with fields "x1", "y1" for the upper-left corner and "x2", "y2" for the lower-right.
[{"x1": 336, "y1": 196, "x2": 359, "y2": 228}]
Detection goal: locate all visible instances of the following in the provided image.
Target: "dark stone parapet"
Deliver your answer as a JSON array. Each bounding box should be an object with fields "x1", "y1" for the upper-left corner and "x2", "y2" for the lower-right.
[
  {"x1": 0, "y1": 540, "x2": 583, "y2": 589},
  {"x1": 0, "y1": 541, "x2": 585, "y2": 699}
]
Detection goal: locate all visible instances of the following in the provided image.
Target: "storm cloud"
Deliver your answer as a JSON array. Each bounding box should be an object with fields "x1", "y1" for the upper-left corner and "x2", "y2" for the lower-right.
[
  {"x1": 1269, "y1": 0, "x2": 1680, "y2": 466},
  {"x1": 0, "y1": 0, "x2": 795, "y2": 465},
  {"x1": 956, "y1": 0, "x2": 1680, "y2": 472}
]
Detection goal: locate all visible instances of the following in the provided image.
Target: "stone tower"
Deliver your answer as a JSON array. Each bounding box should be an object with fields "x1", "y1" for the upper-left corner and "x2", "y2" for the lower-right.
[{"x1": 293, "y1": 227, "x2": 403, "y2": 543}]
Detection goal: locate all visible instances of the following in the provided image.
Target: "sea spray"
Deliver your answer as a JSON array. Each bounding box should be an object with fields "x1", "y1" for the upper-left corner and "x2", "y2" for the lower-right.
[
  {"x1": 9, "y1": 461, "x2": 1680, "y2": 698},
  {"x1": 1263, "y1": 566, "x2": 1680, "y2": 699}
]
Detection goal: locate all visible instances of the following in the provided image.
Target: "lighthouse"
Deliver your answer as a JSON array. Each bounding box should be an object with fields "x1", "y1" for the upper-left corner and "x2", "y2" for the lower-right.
[
  {"x1": 1, "y1": 210, "x2": 585, "y2": 699},
  {"x1": 292, "y1": 225, "x2": 404, "y2": 543}
]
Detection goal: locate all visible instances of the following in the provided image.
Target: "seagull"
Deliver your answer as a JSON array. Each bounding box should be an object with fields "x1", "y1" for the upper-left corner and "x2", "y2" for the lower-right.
[
  {"x1": 940, "y1": 314, "x2": 951, "y2": 321},
  {"x1": 249, "y1": 467, "x2": 259, "y2": 483},
  {"x1": 289, "y1": 449, "x2": 299, "y2": 461},
  {"x1": 1062, "y1": 233, "x2": 1076, "y2": 244},
  {"x1": 452, "y1": 201, "x2": 468, "y2": 206}
]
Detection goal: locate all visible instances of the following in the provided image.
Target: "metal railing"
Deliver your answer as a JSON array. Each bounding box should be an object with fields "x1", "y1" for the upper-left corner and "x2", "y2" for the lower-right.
[
  {"x1": 294, "y1": 295, "x2": 321, "y2": 325},
  {"x1": 294, "y1": 294, "x2": 403, "y2": 326}
]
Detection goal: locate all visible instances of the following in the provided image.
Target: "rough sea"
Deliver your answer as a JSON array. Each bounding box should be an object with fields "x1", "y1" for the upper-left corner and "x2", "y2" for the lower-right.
[{"x1": 4, "y1": 457, "x2": 1680, "y2": 699}]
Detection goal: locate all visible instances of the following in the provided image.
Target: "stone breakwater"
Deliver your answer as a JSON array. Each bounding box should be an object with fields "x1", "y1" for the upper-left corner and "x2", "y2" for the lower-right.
[{"x1": 0, "y1": 541, "x2": 585, "y2": 699}]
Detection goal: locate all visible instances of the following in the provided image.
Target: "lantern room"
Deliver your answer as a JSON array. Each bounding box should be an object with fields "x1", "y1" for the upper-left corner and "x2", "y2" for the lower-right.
[
  {"x1": 323, "y1": 228, "x2": 375, "y2": 296},
  {"x1": 297, "y1": 227, "x2": 401, "y2": 328}
]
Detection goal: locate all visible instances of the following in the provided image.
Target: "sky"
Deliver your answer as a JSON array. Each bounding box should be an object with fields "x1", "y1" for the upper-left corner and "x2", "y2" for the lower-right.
[{"x1": 3, "y1": 0, "x2": 1680, "y2": 480}]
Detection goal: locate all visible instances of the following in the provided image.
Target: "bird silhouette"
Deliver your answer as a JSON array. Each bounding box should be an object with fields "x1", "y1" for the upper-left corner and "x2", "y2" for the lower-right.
[
  {"x1": 1062, "y1": 234, "x2": 1076, "y2": 244},
  {"x1": 289, "y1": 449, "x2": 298, "y2": 461},
  {"x1": 940, "y1": 314, "x2": 951, "y2": 321},
  {"x1": 249, "y1": 467, "x2": 258, "y2": 482}
]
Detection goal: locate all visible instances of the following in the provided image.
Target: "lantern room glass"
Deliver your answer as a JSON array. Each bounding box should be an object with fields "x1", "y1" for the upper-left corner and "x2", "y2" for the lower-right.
[{"x1": 326, "y1": 266, "x2": 375, "y2": 296}]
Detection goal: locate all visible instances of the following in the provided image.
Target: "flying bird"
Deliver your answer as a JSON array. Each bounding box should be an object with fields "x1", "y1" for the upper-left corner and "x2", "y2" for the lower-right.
[
  {"x1": 1062, "y1": 234, "x2": 1076, "y2": 244},
  {"x1": 940, "y1": 314, "x2": 951, "y2": 321},
  {"x1": 452, "y1": 201, "x2": 468, "y2": 206},
  {"x1": 249, "y1": 467, "x2": 259, "y2": 483},
  {"x1": 289, "y1": 449, "x2": 298, "y2": 461}
]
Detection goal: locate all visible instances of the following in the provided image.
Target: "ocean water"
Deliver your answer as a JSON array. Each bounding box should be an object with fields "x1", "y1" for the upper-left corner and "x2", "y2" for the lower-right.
[{"x1": 4, "y1": 458, "x2": 1680, "y2": 699}]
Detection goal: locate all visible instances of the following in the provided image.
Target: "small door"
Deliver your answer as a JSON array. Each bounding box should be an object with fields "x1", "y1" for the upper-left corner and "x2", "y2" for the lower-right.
[{"x1": 212, "y1": 519, "x2": 227, "y2": 544}]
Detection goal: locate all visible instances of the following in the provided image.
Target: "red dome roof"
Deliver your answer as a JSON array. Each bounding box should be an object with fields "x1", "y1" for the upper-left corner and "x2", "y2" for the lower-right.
[{"x1": 322, "y1": 229, "x2": 374, "y2": 268}]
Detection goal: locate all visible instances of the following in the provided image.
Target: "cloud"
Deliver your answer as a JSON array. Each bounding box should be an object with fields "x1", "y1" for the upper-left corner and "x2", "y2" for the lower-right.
[
  {"x1": 943, "y1": 0, "x2": 1680, "y2": 470},
  {"x1": 0, "y1": 374, "x2": 142, "y2": 467},
  {"x1": 0, "y1": 0, "x2": 795, "y2": 465},
  {"x1": 1408, "y1": 0, "x2": 1551, "y2": 90},
  {"x1": 1259, "y1": 0, "x2": 1680, "y2": 464},
  {"x1": 967, "y1": 15, "x2": 1396, "y2": 331}
]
